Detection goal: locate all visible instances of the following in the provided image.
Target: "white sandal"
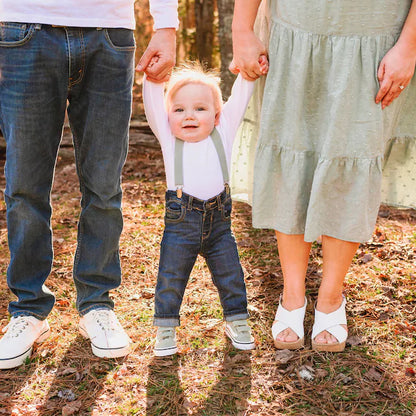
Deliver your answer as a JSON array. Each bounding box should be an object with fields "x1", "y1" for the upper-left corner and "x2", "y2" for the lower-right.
[
  {"x1": 272, "y1": 297, "x2": 307, "y2": 350},
  {"x1": 311, "y1": 296, "x2": 348, "y2": 352}
]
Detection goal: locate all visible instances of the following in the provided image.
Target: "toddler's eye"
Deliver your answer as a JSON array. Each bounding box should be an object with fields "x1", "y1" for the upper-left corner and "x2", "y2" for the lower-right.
[
  {"x1": 196, "y1": 107, "x2": 206, "y2": 111},
  {"x1": 174, "y1": 108, "x2": 184, "y2": 112}
]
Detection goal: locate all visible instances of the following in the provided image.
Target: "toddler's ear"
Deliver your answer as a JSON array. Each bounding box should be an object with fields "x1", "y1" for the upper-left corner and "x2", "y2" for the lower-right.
[{"x1": 214, "y1": 111, "x2": 220, "y2": 126}]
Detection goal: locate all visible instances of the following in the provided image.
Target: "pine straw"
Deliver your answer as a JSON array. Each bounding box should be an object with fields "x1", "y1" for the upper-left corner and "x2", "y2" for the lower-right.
[{"x1": 0, "y1": 138, "x2": 415, "y2": 416}]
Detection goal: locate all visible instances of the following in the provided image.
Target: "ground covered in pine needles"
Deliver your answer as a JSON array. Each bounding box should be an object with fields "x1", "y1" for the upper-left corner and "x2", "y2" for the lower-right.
[{"x1": 0, "y1": 129, "x2": 415, "y2": 416}]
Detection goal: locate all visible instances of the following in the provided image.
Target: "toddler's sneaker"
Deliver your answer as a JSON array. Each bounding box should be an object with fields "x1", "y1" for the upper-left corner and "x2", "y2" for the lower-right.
[
  {"x1": 79, "y1": 309, "x2": 131, "y2": 358},
  {"x1": 0, "y1": 315, "x2": 50, "y2": 369},
  {"x1": 225, "y1": 319, "x2": 255, "y2": 350},
  {"x1": 154, "y1": 327, "x2": 177, "y2": 357}
]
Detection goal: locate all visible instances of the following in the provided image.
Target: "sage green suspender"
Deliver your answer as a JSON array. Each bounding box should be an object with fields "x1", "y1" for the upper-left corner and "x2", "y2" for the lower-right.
[{"x1": 174, "y1": 128, "x2": 230, "y2": 198}]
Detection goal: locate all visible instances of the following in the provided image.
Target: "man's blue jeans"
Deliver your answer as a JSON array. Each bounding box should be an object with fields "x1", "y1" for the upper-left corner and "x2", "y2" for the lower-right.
[
  {"x1": 154, "y1": 189, "x2": 249, "y2": 327},
  {"x1": 0, "y1": 23, "x2": 135, "y2": 319}
]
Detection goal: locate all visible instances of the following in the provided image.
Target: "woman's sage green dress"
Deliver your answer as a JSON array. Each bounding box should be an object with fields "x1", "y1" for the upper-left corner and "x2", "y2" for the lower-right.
[{"x1": 231, "y1": 0, "x2": 416, "y2": 242}]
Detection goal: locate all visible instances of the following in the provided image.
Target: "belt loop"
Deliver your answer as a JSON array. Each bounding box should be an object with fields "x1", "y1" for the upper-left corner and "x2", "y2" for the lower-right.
[
  {"x1": 217, "y1": 194, "x2": 222, "y2": 209},
  {"x1": 188, "y1": 196, "x2": 193, "y2": 210},
  {"x1": 35, "y1": 24, "x2": 42, "y2": 30}
]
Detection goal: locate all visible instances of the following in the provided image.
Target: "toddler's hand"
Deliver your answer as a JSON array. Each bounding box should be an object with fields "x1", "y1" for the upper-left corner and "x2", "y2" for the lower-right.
[{"x1": 259, "y1": 54, "x2": 269, "y2": 75}]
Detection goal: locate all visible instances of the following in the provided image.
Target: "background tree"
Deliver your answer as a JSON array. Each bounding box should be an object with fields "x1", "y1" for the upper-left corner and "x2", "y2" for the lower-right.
[
  {"x1": 217, "y1": 0, "x2": 235, "y2": 99},
  {"x1": 194, "y1": 0, "x2": 215, "y2": 67}
]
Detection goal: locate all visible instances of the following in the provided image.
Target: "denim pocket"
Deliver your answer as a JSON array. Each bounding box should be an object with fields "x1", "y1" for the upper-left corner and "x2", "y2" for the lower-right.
[
  {"x1": 165, "y1": 200, "x2": 186, "y2": 223},
  {"x1": 0, "y1": 22, "x2": 36, "y2": 47},
  {"x1": 104, "y1": 28, "x2": 135, "y2": 51},
  {"x1": 221, "y1": 199, "x2": 232, "y2": 221}
]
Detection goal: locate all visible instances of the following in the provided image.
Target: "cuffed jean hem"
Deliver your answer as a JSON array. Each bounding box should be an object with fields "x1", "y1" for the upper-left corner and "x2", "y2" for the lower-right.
[
  {"x1": 79, "y1": 304, "x2": 112, "y2": 317},
  {"x1": 153, "y1": 317, "x2": 180, "y2": 327},
  {"x1": 11, "y1": 311, "x2": 48, "y2": 321},
  {"x1": 224, "y1": 312, "x2": 249, "y2": 322}
]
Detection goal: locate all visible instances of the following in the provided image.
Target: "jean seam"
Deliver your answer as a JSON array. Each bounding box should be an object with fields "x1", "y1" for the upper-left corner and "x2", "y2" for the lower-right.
[
  {"x1": 103, "y1": 29, "x2": 135, "y2": 52},
  {"x1": 0, "y1": 23, "x2": 36, "y2": 47},
  {"x1": 64, "y1": 28, "x2": 71, "y2": 91},
  {"x1": 79, "y1": 304, "x2": 112, "y2": 317},
  {"x1": 69, "y1": 28, "x2": 86, "y2": 87},
  {"x1": 164, "y1": 204, "x2": 186, "y2": 224},
  {"x1": 12, "y1": 311, "x2": 47, "y2": 320},
  {"x1": 72, "y1": 128, "x2": 84, "y2": 291}
]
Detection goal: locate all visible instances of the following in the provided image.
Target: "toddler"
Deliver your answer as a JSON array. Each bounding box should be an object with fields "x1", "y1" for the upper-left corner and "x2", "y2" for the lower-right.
[{"x1": 143, "y1": 60, "x2": 267, "y2": 356}]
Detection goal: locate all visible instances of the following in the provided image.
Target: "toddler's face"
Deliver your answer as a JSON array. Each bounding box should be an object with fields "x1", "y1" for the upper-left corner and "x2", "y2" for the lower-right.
[{"x1": 168, "y1": 83, "x2": 219, "y2": 142}]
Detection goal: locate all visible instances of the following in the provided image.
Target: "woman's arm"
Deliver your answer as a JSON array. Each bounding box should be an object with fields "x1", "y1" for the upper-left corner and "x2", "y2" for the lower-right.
[
  {"x1": 231, "y1": 0, "x2": 267, "y2": 81},
  {"x1": 375, "y1": 0, "x2": 416, "y2": 109}
]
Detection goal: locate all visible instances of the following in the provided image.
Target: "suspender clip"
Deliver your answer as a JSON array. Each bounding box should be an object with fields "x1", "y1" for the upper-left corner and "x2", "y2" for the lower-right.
[{"x1": 225, "y1": 183, "x2": 230, "y2": 195}]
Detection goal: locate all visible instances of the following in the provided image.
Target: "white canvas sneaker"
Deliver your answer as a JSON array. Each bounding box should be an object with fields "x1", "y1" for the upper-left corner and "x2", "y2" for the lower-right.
[
  {"x1": 154, "y1": 327, "x2": 177, "y2": 357},
  {"x1": 225, "y1": 320, "x2": 255, "y2": 350},
  {"x1": 79, "y1": 309, "x2": 131, "y2": 358},
  {"x1": 0, "y1": 316, "x2": 50, "y2": 369}
]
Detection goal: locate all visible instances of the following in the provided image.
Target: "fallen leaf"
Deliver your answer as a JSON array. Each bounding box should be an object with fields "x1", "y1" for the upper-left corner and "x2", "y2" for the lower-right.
[
  {"x1": 346, "y1": 335, "x2": 363, "y2": 346},
  {"x1": 275, "y1": 349, "x2": 295, "y2": 364},
  {"x1": 336, "y1": 373, "x2": 353, "y2": 384},
  {"x1": 365, "y1": 367, "x2": 383, "y2": 382},
  {"x1": 298, "y1": 367, "x2": 314, "y2": 381},
  {"x1": 315, "y1": 369, "x2": 329, "y2": 379},
  {"x1": 360, "y1": 253, "x2": 373, "y2": 264},
  {"x1": 58, "y1": 368, "x2": 78, "y2": 376},
  {"x1": 62, "y1": 400, "x2": 82, "y2": 416},
  {"x1": 58, "y1": 389, "x2": 77, "y2": 402}
]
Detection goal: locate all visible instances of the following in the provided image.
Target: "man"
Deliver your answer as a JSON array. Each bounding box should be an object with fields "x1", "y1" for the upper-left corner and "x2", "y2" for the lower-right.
[{"x1": 0, "y1": 0, "x2": 178, "y2": 369}]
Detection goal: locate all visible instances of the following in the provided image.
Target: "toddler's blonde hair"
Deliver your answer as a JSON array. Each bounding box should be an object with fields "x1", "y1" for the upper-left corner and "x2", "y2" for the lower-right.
[{"x1": 165, "y1": 61, "x2": 223, "y2": 113}]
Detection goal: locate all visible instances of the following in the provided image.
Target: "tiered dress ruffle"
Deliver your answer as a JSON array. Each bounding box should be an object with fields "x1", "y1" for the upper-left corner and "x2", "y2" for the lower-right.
[{"x1": 231, "y1": 0, "x2": 416, "y2": 242}]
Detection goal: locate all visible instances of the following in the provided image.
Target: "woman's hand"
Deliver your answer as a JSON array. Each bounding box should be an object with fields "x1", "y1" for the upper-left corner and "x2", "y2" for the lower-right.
[
  {"x1": 375, "y1": 43, "x2": 416, "y2": 109},
  {"x1": 230, "y1": 29, "x2": 268, "y2": 81}
]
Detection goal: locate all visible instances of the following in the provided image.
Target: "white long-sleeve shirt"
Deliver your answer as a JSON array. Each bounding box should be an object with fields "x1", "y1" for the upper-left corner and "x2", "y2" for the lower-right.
[
  {"x1": 0, "y1": 0, "x2": 179, "y2": 30},
  {"x1": 143, "y1": 74, "x2": 254, "y2": 200}
]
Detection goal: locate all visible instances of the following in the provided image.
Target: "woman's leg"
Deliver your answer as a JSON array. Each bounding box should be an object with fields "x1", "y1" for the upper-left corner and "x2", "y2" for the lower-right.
[
  {"x1": 314, "y1": 235, "x2": 359, "y2": 344},
  {"x1": 274, "y1": 231, "x2": 311, "y2": 342}
]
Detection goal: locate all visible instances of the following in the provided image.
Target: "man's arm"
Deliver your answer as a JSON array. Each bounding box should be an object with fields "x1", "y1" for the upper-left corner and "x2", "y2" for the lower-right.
[{"x1": 136, "y1": 0, "x2": 179, "y2": 82}]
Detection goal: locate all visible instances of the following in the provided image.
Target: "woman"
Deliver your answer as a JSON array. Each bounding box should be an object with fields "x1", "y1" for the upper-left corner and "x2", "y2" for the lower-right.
[{"x1": 230, "y1": 0, "x2": 416, "y2": 351}]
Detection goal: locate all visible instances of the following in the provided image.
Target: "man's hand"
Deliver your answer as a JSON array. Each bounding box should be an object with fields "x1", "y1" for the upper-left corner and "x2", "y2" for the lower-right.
[{"x1": 136, "y1": 28, "x2": 176, "y2": 83}]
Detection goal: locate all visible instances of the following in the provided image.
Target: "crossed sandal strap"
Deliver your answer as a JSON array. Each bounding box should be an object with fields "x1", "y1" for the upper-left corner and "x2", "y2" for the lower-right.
[
  {"x1": 271, "y1": 297, "x2": 307, "y2": 340},
  {"x1": 312, "y1": 297, "x2": 348, "y2": 343}
]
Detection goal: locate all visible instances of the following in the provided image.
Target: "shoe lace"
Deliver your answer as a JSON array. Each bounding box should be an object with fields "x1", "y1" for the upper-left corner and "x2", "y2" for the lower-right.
[
  {"x1": 94, "y1": 310, "x2": 119, "y2": 333},
  {"x1": 3, "y1": 316, "x2": 30, "y2": 338}
]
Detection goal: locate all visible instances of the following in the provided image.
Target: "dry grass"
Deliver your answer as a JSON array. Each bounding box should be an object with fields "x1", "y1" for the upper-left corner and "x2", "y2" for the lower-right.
[{"x1": 0, "y1": 134, "x2": 415, "y2": 416}]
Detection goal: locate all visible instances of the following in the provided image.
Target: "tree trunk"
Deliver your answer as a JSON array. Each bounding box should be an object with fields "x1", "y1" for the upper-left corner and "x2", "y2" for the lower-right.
[
  {"x1": 194, "y1": 0, "x2": 215, "y2": 67},
  {"x1": 217, "y1": 0, "x2": 235, "y2": 99}
]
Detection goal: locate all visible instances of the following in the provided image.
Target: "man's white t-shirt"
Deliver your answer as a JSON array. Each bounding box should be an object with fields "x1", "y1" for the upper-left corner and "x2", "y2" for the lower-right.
[{"x1": 0, "y1": 0, "x2": 179, "y2": 30}]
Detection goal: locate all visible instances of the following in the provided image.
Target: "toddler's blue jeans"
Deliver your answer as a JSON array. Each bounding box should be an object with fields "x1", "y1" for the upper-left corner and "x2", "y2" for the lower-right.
[
  {"x1": 154, "y1": 189, "x2": 249, "y2": 327},
  {"x1": 0, "y1": 23, "x2": 135, "y2": 319}
]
